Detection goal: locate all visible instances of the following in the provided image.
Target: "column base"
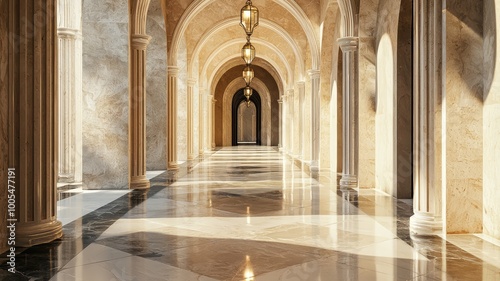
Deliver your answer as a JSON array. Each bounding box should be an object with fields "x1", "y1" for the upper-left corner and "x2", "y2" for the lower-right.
[
  {"x1": 130, "y1": 175, "x2": 150, "y2": 190},
  {"x1": 168, "y1": 162, "x2": 179, "y2": 170},
  {"x1": 410, "y1": 211, "x2": 442, "y2": 236},
  {"x1": 339, "y1": 174, "x2": 358, "y2": 189},
  {"x1": 58, "y1": 173, "x2": 75, "y2": 183},
  {"x1": 16, "y1": 219, "x2": 63, "y2": 247}
]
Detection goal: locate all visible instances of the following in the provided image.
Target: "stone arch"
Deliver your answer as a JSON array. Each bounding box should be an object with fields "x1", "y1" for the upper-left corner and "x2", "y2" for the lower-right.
[
  {"x1": 190, "y1": 17, "x2": 305, "y2": 79},
  {"x1": 169, "y1": 0, "x2": 319, "y2": 69},
  {"x1": 232, "y1": 90, "x2": 262, "y2": 145}
]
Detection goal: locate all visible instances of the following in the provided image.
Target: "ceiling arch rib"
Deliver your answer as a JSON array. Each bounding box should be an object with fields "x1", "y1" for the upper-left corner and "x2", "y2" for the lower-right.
[
  {"x1": 200, "y1": 41, "x2": 290, "y2": 91},
  {"x1": 170, "y1": 0, "x2": 318, "y2": 70},
  {"x1": 211, "y1": 57, "x2": 284, "y2": 97},
  {"x1": 201, "y1": 38, "x2": 292, "y2": 82},
  {"x1": 189, "y1": 17, "x2": 305, "y2": 78},
  {"x1": 204, "y1": 53, "x2": 288, "y2": 94}
]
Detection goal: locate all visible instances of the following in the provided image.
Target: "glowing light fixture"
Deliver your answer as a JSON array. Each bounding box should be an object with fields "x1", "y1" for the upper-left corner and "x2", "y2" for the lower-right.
[
  {"x1": 241, "y1": 41, "x2": 255, "y2": 65},
  {"x1": 242, "y1": 66, "x2": 254, "y2": 85},
  {"x1": 240, "y1": 0, "x2": 259, "y2": 36}
]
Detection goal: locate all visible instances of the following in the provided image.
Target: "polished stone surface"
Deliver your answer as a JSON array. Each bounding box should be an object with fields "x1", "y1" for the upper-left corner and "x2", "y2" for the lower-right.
[{"x1": 1, "y1": 147, "x2": 500, "y2": 280}]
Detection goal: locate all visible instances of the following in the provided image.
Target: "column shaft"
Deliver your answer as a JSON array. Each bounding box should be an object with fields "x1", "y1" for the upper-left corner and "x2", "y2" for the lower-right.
[
  {"x1": 298, "y1": 82, "x2": 305, "y2": 158},
  {"x1": 278, "y1": 97, "x2": 283, "y2": 151},
  {"x1": 167, "y1": 66, "x2": 179, "y2": 169},
  {"x1": 129, "y1": 34, "x2": 151, "y2": 189},
  {"x1": 57, "y1": 0, "x2": 82, "y2": 183},
  {"x1": 199, "y1": 89, "x2": 205, "y2": 155},
  {"x1": 187, "y1": 79, "x2": 195, "y2": 160},
  {"x1": 338, "y1": 37, "x2": 359, "y2": 189},
  {"x1": 309, "y1": 70, "x2": 321, "y2": 171},
  {"x1": 211, "y1": 96, "x2": 217, "y2": 149},
  {"x1": 3, "y1": 0, "x2": 63, "y2": 247},
  {"x1": 410, "y1": 0, "x2": 443, "y2": 235},
  {"x1": 287, "y1": 89, "x2": 295, "y2": 156}
]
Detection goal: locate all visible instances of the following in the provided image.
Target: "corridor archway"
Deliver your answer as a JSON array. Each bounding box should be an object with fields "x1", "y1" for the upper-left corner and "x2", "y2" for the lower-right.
[{"x1": 232, "y1": 89, "x2": 262, "y2": 146}]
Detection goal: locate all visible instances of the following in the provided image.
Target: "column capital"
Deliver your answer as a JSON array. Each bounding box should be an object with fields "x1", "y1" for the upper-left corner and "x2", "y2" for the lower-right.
[
  {"x1": 168, "y1": 66, "x2": 179, "y2": 76},
  {"x1": 278, "y1": 98, "x2": 283, "y2": 104},
  {"x1": 296, "y1": 81, "x2": 306, "y2": 88},
  {"x1": 338, "y1": 36, "x2": 359, "y2": 52},
  {"x1": 307, "y1": 69, "x2": 320, "y2": 79},
  {"x1": 187, "y1": 78, "x2": 197, "y2": 86},
  {"x1": 57, "y1": 27, "x2": 79, "y2": 39},
  {"x1": 131, "y1": 34, "x2": 152, "y2": 50},
  {"x1": 286, "y1": 88, "x2": 294, "y2": 96}
]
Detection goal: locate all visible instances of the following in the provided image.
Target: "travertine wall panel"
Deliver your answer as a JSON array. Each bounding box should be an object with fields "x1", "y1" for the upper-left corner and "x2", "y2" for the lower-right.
[
  {"x1": 483, "y1": 0, "x2": 499, "y2": 239},
  {"x1": 445, "y1": 0, "x2": 483, "y2": 233},
  {"x1": 82, "y1": 0, "x2": 129, "y2": 189}
]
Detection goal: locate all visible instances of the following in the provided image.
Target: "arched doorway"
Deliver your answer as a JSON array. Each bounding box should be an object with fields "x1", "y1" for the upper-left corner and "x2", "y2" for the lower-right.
[
  {"x1": 232, "y1": 89, "x2": 261, "y2": 145},
  {"x1": 237, "y1": 101, "x2": 257, "y2": 144}
]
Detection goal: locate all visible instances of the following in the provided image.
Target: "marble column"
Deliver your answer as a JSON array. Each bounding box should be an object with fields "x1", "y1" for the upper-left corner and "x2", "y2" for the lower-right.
[
  {"x1": 2, "y1": 0, "x2": 63, "y2": 246},
  {"x1": 278, "y1": 97, "x2": 283, "y2": 151},
  {"x1": 129, "y1": 34, "x2": 151, "y2": 189},
  {"x1": 338, "y1": 37, "x2": 359, "y2": 189},
  {"x1": 309, "y1": 70, "x2": 321, "y2": 173},
  {"x1": 410, "y1": 0, "x2": 443, "y2": 235},
  {"x1": 206, "y1": 93, "x2": 212, "y2": 152},
  {"x1": 57, "y1": 0, "x2": 83, "y2": 183},
  {"x1": 168, "y1": 66, "x2": 179, "y2": 170},
  {"x1": 287, "y1": 89, "x2": 295, "y2": 156},
  {"x1": 297, "y1": 82, "x2": 305, "y2": 158},
  {"x1": 187, "y1": 79, "x2": 195, "y2": 160},
  {"x1": 199, "y1": 88, "x2": 205, "y2": 155},
  {"x1": 211, "y1": 96, "x2": 217, "y2": 149}
]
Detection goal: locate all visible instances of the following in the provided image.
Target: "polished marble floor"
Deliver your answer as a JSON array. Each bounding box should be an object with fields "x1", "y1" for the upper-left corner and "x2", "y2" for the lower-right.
[{"x1": 1, "y1": 146, "x2": 500, "y2": 280}]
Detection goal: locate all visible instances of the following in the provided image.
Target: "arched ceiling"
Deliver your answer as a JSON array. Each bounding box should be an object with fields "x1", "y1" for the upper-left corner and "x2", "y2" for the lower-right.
[{"x1": 165, "y1": 0, "x2": 322, "y2": 93}]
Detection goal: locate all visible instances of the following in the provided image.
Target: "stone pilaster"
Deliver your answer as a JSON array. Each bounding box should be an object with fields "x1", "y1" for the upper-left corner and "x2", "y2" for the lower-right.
[
  {"x1": 308, "y1": 70, "x2": 321, "y2": 172},
  {"x1": 278, "y1": 97, "x2": 283, "y2": 151},
  {"x1": 57, "y1": 0, "x2": 83, "y2": 183},
  {"x1": 129, "y1": 34, "x2": 151, "y2": 189},
  {"x1": 167, "y1": 66, "x2": 179, "y2": 170},
  {"x1": 297, "y1": 82, "x2": 305, "y2": 159},
  {"x1": 2, "y1": 0, "x2": 63, "y2": 247},
  {"x1": 338, "y1": 37, "x2": 359, "y2": 189},
  {"x1": 187, "y1": 79, "x2": 196, "y2": 160},
  {"x1": 211, "y1": 96, "x2": 217, "y2": 149},
  {"x1": 199, "y1": 88, "x2": 205, "y2": 155},
  {"x1": 286, "y1": 89, "x2": 295, "y2": 156},
  {"x1": 410, "y1": 0, "x2": 443, "y2": 235}
]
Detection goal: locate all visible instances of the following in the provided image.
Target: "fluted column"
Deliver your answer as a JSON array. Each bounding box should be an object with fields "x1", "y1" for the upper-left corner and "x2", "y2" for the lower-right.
[
  {"x1": 2, "y1": 0, "x2": 63, "y2": 246},
  {"x1": 338, "y1": 37, "x2": 359, "y2": 189},
  {"x1": 287, "y1": 89, "x2": 295, "y2": 156},
  {"x1": 211, "y1": 96, "x2": 217, "y2": 149},
  {"x1": 309, "y1": 70, "x2": 321, "y2": 172},
  {"x1": 278, "y1": 97, "x2": 283, "y2": 151},
  {"x1": 206, "y1": 93, "x2": 212, "y2": 152},
  {"x1": 57, "y1": 0, "x2": 82, "y2": 183},
  {"x1": 199, "y1": 88, "x2": 205, "y2": 155},
  {"x1": 297, "y1": 82, "x2": 305, "y2": 158},
  {"x1": 128, "y1": 34, "x2": 151, "y2": 189},
  {"x1": 187, "y1": 79, "x2": 195, "y2": 160},
  {"x1": 168, "y1": 66, "x2": 179, "y2": 170},
  {"x1": 410, "y1": 0, "x2": 443, "y2": 235}
]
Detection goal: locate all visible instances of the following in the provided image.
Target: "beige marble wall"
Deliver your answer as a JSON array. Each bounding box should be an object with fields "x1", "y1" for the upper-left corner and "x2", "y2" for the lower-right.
[
  {"x1": 483, "y1": 0, "x2": 500, "y2": 239},
  {"x1": 177, "y1": 37, "x2": 188, "y2": 160},
  {"x1": 82, "y1": 0, "x2": 129, "y2": 189},
  {"x1": 358, "y1": 0, "x2": 378, "y2": 188},
  {"x1": 444, "y1": 0, "x2": 483, "y2": 233},
  {"x1": 146, "y1": 0, "x2": 167, "y2": 170}
]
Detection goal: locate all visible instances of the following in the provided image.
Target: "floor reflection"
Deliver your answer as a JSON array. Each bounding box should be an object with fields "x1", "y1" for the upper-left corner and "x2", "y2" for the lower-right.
[{"x1": 1, "y1": 147, "x2": 499, "y2": 280}]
